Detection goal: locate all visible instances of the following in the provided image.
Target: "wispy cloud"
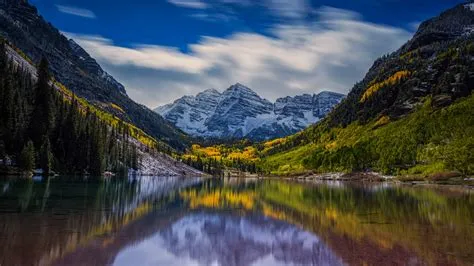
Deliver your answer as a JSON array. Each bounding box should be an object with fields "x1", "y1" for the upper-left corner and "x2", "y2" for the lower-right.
[
  {"x1": 68, "y1": 7, "x2": 411, "y2": 108},
  {"x1": 168, "y1": 0, "x2": 311, "y2": 20},
  {"x1": 56, "y1": 5, "x2": 96, "y2": 19},
  {"x1": 189, "y1": 13, "x2": 236, "y2": 22},
  {"x1": 167, "y1": 0, "x2": 208, "y2": 9},
  {"x1": 261, "y1": 0, "x2": 310, "y2": 19}
]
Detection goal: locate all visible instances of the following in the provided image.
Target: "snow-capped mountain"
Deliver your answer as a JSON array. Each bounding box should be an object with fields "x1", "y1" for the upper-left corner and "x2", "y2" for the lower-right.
[{"x1": 155, "y1": 83, "x2": 344, "y2": 140}]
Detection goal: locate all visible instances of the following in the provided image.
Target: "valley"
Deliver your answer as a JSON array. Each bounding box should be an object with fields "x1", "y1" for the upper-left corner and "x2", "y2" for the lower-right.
[
  {"x1": 178, "y1": 2, "x2": 474, "y2": 182},
  {"x1": 0, "y1": 1, "x2": 473, "y2": 265}
]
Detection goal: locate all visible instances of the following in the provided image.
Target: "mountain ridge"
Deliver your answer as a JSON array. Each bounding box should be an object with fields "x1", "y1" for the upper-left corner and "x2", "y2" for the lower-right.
[
  {"x1": 0, "y1": 0, "x2": 188, "y2": 150},
  {"x1": 155, "y1": 83, "x2": 344, "y2": 141},
  {"x1": 1, "y1": 40, "x2": 203, "y2": 176},
  {"x1": 257, "y1": 2, "x2": 474, "y2": 176}
]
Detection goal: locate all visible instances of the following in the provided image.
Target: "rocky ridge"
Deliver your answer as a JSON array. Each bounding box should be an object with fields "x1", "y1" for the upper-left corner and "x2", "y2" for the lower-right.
[
  {"x1": 156, "y1": 83, "x2": 344, "y2": 140},
  {"x1": 329, "y1": 1, "x2": 474, "y2": 126}
]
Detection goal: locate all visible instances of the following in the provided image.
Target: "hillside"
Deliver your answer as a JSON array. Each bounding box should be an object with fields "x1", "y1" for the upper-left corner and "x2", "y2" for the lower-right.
[
  {"x1": 258, "y1": 2, "x2": 474, "y2": 177},
  {"x1": 0, "y1": 41, "x2": 202, "y2": 176},
  {"x1": 0, "y1": 0, "x2": 188, "y2": 150},
  {"x1": 156, "y1": 83, "x2": 344, "y2": 141}
]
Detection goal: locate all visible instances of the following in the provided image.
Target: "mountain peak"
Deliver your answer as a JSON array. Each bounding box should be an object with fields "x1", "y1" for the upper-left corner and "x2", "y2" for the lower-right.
[
  {"x1": 156, "y1": 84, "x2": 344, "y2": 140},
  {"x1": 403, "y1": 2, "x2": 474, "y2": 52},
  {"x1": 198, "y1": 88, "x2": 221, "y2": 96},
  {"x1": 226, "y1": 83, "x2": 254, "y2": 93},
  {"x1": 233, "y1": 82, "x2": 248, "y2": 88},
  {"x1": 328, "y1": 1, "x2": 474, "y2": 128}
]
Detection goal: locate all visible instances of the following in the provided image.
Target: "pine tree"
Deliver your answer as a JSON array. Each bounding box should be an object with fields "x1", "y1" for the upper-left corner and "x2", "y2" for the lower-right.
[
  {"x1": 20, "y1": 140, "x2": 35, "y2": 172},
  {"x1": 0, "y1": 40, "x2": 6, "y2": 77},
  {"x1": 39, "y1": 137, "x2": 53, "y2": 175},
  {"x1": 29, "y1": 57, "x2": 55, "y2": 149},
  {"x1": 0, "y1": 44, "x2": 148, "y2": 176},
  {"x1": 89, "y1": 123, "x2": 105, "y2": 176},
  {"x1": 0, "y1": 140, "x2": 5, "y2": 159}
]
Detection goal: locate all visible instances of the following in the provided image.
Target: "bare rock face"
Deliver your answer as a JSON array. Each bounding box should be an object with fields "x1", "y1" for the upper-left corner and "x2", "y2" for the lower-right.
[
  {"x1": 156, "y1": 83, "x2": 344, "y2": 141},
  {"x1": 0, "y1": 0, "x2": 188, "y2": 150}
]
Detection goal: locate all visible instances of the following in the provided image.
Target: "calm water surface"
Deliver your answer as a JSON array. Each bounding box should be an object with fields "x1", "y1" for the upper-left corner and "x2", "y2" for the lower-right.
[{"x1": 0, "y1": 176, "x2": 473, "y2": 266}]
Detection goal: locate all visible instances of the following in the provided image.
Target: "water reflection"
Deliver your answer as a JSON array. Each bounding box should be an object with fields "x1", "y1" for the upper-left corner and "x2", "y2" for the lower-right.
[
  {"x1": 0, "y1": 177, "x2": 473, "y2": 266},
  {"x1": 113, "y1": 213, "x2": 343, "y2": 266},
  {"x1": 0, "y1": 176, "x2": 201, "y2": 266}
]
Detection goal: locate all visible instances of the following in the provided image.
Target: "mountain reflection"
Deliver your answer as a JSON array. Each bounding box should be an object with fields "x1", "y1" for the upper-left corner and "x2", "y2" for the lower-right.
[
  {"x1": 1, "y1": 177, "x2": 474, "y2": 266},
  {"x1": 113, "y1": 212, "x2": 343, "y2": 266}
]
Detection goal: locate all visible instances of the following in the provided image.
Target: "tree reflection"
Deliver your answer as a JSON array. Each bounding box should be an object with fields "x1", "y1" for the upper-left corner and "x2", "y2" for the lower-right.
[
  {"x1": 179, "y1": 180, "x2": 474, "y2": 265},
  {"x1": 0, "y1": 176, "x2": 200, "y2": 266}
]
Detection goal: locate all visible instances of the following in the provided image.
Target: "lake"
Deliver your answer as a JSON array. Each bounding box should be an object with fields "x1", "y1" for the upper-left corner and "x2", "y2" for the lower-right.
[{"x1": 0, "y1": 176, "x2": 473, "y2": 266}]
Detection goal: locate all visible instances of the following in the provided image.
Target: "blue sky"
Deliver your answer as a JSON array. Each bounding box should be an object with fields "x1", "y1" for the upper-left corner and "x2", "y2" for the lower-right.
[{"x1": 31, "y1": 0, "x2": 466, "y2": 107}]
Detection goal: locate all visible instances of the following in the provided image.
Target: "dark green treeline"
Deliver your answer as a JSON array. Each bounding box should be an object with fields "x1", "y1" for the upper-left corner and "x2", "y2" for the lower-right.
[{"x1": 0, "y1": 42, "x2": 138, "y2": 175}]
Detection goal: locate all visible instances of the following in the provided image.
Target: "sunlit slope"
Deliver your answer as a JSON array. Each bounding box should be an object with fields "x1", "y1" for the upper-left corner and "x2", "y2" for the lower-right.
[
  {"x1": 260, "y1": 93, "x2": 474, "y2": 175},
  {"x1": 259, "y1": 4, "x2": 474, "y2": 176}
]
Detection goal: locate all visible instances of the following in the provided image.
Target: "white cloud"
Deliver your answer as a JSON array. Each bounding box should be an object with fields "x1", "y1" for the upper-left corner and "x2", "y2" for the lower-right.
[
  {"x1": 261, "y1": 0, "x2": 310, "y2": 19},
  {"x1": 167, "y1": 0, "x2": 208, "y2": 9},
  {"x1": 66, "y1": 34, "x2": 210, "y2": 73},
  {"x1": 68, "y1": 7, "x2": 412, "y2": 108},
  {"x1": 56, "y1": 5, "x2": 96, "y2": 19}
]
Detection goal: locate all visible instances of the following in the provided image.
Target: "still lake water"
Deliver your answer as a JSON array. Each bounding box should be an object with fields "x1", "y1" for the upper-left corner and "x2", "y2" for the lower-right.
[{"x1": 0, "y1": 176, "x2": 473, "y2": 266}]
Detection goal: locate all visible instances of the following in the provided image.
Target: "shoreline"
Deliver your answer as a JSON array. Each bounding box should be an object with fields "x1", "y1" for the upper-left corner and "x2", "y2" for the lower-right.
[
  {"x1": 1, "y1": 168, "x2": 472, "y2": 188},
  {"x1": 231, "y1": 171, "x2": 474, "y2": 188}
]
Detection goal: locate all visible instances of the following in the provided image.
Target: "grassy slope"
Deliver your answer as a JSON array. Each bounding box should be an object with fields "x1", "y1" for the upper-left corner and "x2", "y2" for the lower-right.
[{"x1": 260, "y1": 94, "x2": 474, "y2": 176}]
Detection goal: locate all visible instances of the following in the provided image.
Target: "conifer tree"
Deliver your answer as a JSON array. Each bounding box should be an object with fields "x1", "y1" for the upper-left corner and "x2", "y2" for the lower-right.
[
  {"x1": 0, "y1": 140, "x2": 5, "y2": 159},
  {"x1": 29, "y1": 57, "x2": 55, "y2": 149},
  {"x1": 0, "y1": 44, "x2": 148, "y2": 176},
  {"x1": 20, "y1": 140, "x2": 35, "y2": 172},
  {"x1": 39, "y1": 137, "x2": 53, "y2": 175},
  {"x1": 0, "y1": 40, "x2": 6, "y2": 77}
]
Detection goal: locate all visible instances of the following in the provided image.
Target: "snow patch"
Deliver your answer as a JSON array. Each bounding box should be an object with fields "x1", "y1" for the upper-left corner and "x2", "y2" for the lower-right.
[
  {"x1": 155, "y1": 85, "x2": 344, "y2": 140},
  {"x1": 463, "y1": 25, "x2": 474, "y2": 36}
]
